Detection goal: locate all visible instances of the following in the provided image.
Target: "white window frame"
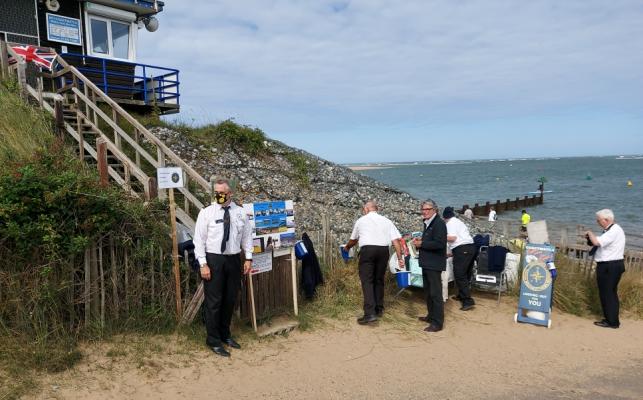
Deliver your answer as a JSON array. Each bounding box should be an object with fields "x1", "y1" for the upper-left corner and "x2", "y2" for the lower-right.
[{"x1": 84, "y1": 6, "x2": 137, "y2": 61}]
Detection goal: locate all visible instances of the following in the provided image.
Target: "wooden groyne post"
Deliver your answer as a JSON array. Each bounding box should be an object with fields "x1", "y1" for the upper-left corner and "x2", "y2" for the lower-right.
[{"x1": 460, "y1": 192, "x2": 543, "y2": 217}]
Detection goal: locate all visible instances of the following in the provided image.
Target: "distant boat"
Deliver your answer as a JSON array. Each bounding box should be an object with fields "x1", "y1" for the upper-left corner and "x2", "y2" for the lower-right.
[
  {"x1": 586, "y1": 173, "x2": 592, "y2": 180},
  {"x1": 627, "y1": 180, "x2": 633, "y2": 187}
]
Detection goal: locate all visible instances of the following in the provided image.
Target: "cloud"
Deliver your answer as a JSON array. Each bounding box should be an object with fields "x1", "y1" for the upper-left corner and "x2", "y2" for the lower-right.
[{"x1": 137, "y1": 0, "x2": 643, "y2": 160}]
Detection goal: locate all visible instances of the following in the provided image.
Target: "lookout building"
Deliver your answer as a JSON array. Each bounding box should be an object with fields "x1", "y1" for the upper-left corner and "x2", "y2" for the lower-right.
[{"x1": 1, "y1": 0, "x2": 179, "y2": 114}]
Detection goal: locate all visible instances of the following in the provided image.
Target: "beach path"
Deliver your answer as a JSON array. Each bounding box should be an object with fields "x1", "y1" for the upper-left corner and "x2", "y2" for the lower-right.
[{"x1": 29, "y1": 296, "x2": 643, "y2": 400}]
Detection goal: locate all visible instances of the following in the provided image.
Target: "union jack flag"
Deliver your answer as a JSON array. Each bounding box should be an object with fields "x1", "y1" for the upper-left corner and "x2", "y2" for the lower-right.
[{"x1": 9, "y1": 45, "x2": 57, "y2": 71}]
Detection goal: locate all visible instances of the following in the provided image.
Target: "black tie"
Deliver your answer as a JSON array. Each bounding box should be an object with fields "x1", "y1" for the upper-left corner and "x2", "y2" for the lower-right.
[{"x1": 221, "y1": 206, "x2": 230, "y2": 253}]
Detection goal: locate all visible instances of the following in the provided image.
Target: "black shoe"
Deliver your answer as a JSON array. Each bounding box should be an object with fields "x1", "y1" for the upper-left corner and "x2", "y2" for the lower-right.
[
  {"x1": 224, "y1": 338, "x2": 241, "y2": 349},
  {"x1": 460, "y1": 304, "x2": 475, "y2": 311},
  {"x1": 212, "y1": 346, "x2": 231, "y2": 357},
  {"x1": 375, "y1": 309, "x2": 384, "y2": 318},
  {"x1": 424, "y1": 325, "x2": 442, "y2": 333},
  {"x1": 418, "y1": 316, "x2": 429, "y2": 322},
  {"x1": 357, "y1": 315, "x2": 378, "y2": 325},
  {"x1": 594, "y1": 321, "x2": 619, "y2": 329}
]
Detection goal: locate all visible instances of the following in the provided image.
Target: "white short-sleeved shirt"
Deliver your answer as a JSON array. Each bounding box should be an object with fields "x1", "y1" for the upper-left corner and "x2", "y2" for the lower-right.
[
  {"x1": 463, "y1": 209, "x2": 473, "y2": 219},
  {"x1": 446, "y1": 217, "x2": 474, "y2": 250},
  {"x1": 193, "y1": 202, "x2": 254, "y2": 265},
  {"x1": 350, "y1": 211, "x2": 401, "y2": 247},
  {"x1": 595, "y1": 223, "x2": 626, "y2": 262},
  {"x1": 488, "y1": 210, "x2": 497, "y2": 221}
]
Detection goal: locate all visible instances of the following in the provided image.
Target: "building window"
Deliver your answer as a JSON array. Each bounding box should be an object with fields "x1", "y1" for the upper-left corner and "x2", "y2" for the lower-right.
[
  {"x1": 90, "y1": 19, "x2": 108, "y2": 54},
  {"x1": 88, "y1": 16, "x2": 132, "y2": 60}
]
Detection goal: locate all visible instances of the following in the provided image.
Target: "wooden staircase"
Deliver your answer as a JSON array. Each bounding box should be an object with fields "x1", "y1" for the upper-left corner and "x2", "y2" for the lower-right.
[{"x1": 0, "y1": 42, "x2": 208, "y2": 324}]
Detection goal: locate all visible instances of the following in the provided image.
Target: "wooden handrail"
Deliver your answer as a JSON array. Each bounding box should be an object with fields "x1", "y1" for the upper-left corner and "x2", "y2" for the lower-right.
[
  {"x1": 72, "y1": 87, "x2": 159, "y2": 168},
  {"x1": 55, "y1": 56, "x2": 209, "y2": 191}
]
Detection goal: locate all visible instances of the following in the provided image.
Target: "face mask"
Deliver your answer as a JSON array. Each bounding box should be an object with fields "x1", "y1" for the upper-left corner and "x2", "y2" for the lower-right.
[{"x1": 214, "y1": 192, "x2": 229, "y2": 205}]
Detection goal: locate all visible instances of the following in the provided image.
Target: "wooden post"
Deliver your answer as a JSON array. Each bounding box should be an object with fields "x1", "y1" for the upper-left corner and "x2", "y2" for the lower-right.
[
  {"x1": 124, "y1": 248, "x2": 129, "y2": 313},
  {"x1": 168, "y1": 188, "x2": 183, "y2": 318},
  {"x1": 99, "y1": 240, "x2": 105, "y2": 328},
  {"x1": 146, "y1": 177, "x2": 158, "y2": 200},
  {"x1": 110, "y1": 235, "x2": 119, "y2": 319},
  {"x1": 0, "y1": 41, "x2": 9, "y2": 79},
  {"x1": 17, "y1": 62, "x2": 27, "y2": 99},
  {"x1": 248, "y1": 273, "x2": 258, "y2": 332},
  {"x1": 291, "y1": 247, "x2": 298, "y2": 316},
  {"x1": 84, "y1": 247, "x2": 91, "y2": 326},
  {"x1": 54, "y1": 99, "x2": 64, "y2": 138},
  {"x1": 97, "y1": 139, "x2": 109, "y2": 187}
]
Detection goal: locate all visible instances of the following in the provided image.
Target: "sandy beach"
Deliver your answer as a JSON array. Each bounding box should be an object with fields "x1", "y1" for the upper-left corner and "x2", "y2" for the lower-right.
[{"x1": 28, "y1": 294, "x2": 643, "y2": 400}]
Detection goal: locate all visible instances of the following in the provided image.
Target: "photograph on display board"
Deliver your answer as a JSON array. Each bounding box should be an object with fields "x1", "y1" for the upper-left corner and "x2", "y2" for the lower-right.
[
  {"x1": 243, "y1": 200, "x2": 296, "y2": 253},
  {"x1": 252, "y1": 237, "x2": 264, "y2": 253},
  {"x1": 280, "y1": 232, "x2": 297, "y2": 247}
]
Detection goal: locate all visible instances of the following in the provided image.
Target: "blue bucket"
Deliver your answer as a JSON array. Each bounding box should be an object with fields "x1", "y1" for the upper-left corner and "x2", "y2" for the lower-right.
[{"x1": 395, "y1": 271, "x2": 411, "y2": 288}]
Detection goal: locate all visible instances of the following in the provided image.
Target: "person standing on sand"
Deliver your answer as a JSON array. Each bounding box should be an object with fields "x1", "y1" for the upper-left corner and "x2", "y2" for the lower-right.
[
  {"x1": 413, "y1": 199, "x2": 448, "y2": 333},
  {"x1": 442, "y1": 207, "x2": 476, "y2": 311},
  {"x1": 586, "y1": 209, "x2": 626, "y2": 329},
  {"x1": 463, "y1": 206, "x2": 474, "y2": 220},
  {"x1": 344, "y1": 200, "x2": 404, "y2": 325},
  {"x1": 194, "y1": 178, "x2": 253, "y2": 357},
  {"x1": 520, "y1": 209, "x2": 531, "y2": 232},
  {"x1": 488, "y1": 207, "x2": 497, "y2": 222}
]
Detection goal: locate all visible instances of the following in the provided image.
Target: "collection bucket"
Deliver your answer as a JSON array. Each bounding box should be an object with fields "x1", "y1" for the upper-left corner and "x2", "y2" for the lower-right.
[{"x1": 395, "y1": 271, "x2": 411, "y2": 288}]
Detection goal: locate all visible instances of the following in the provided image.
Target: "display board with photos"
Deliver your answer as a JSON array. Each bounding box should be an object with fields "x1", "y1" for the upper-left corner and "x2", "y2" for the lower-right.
[{"x1": 243, "y1": 200, "x2": 296, "y2": 254}]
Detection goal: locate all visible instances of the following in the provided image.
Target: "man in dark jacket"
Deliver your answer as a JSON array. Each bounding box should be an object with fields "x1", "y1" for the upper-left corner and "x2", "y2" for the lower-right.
[{"x1": 413, "y1": 199, "x2": 448, "y2": 332}]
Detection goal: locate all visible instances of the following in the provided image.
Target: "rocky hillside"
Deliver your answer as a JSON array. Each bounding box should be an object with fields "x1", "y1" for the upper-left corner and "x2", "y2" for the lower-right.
[{"x1": 150, "y1": 126, "x2": 425, "y2": 244}]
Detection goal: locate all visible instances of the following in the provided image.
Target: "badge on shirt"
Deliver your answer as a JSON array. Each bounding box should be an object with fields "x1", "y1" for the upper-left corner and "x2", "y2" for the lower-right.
[{"x1": 215, "y1": 219, "x2": 223, "y2": 224}]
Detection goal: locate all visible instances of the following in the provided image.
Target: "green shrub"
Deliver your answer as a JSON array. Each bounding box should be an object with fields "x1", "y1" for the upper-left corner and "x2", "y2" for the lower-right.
[{"x1": 170, "y1": 119, "x2": 267, "y2": 156}]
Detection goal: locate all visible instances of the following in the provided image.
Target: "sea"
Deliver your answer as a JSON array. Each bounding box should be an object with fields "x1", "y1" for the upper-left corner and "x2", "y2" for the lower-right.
[{"x1": 355, "y1": 156, "x2": 643, "y2": 249}]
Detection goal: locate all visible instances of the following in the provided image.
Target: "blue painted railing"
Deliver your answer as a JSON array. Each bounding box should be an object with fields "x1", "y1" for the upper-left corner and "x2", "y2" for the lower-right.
[
  {"x1": 60, "y1": 53, "x2": 179, "y2": 107},
  {"x1": 115, "y1": 0, "x2": 162, "y2": 12}
]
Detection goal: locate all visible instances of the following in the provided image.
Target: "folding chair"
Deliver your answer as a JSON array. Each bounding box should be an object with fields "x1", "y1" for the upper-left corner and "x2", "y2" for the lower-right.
[{"x1": 471, "y1": 246, "x2": 509, "y2": 304}]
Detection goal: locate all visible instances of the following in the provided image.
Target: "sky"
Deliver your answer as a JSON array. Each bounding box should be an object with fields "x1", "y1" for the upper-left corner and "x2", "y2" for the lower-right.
[{"x1": 137, "y1": 1, "x2": 643, "y2": 163}]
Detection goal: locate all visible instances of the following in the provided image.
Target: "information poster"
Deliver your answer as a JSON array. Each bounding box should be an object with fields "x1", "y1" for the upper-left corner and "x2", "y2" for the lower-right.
[
  {"x1": 46, "y1": 14, "x2": 82, "y2": 46},
  {"x1": 250, "y1": 251, "x2": 273, "y2": 275},
  {"x1": 243, "y1": 200, "x2": 295, "y2": 253}
]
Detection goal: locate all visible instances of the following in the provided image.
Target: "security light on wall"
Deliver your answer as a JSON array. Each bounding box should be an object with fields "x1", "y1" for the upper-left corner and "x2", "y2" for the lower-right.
[
  {"x1": 143, "y1": 17, "x2": 159, "y2": 32},
  {"x1": 45, "y1": 0, "x2": 60, "y2": 12}
]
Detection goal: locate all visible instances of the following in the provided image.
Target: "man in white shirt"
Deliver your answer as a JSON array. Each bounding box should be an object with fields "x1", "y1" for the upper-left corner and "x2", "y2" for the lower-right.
[
  {"x1": 443, "y1": 207, "x2": 476, "y2": 311},
  {"x1": 586, "y1": 209, "x2": 626, "y2": 329},
  {"x1": 194, "y1": 179, "x2": 253, "y2": 356},
  {"x1": 488, "y1": 207, "x2": 497, "y2": 222},
  {"x1": 344, "y1": 200, "x2": 404, "y2": 325}
]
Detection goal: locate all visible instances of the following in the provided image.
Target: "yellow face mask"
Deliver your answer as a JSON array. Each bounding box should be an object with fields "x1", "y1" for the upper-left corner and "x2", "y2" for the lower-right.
[{"x1": 214, "y1": 192, "x2": 230, "y2": 205}]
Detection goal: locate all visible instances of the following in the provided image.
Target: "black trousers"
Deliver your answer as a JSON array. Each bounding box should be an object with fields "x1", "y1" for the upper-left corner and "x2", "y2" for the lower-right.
[
  {"x1": 452, "y1": 244, "x2": 476, "y2": 307},
  {"x1": 596, "y1": 260, "x2": 625, "y2": 327},
  {"x1": 203, "y1": 253, "x2": 242, "y2": 347},
  {"x1": 422, "y1": 269, "x2": 444, "y2": 328},
  {"x1": 358, "y1": 245, "x2": 390, "y2": 316}
]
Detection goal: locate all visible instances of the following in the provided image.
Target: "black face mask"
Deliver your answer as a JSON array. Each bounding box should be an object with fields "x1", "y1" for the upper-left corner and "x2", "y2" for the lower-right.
[{"x1": 214, "y1": 192, "x2": 230, "y2": 205}]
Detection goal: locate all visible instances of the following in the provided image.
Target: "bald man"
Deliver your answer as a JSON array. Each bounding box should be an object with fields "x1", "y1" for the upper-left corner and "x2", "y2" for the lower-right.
[{"x1": 345, "y1": 201, "x2": 404, "y2": 324}]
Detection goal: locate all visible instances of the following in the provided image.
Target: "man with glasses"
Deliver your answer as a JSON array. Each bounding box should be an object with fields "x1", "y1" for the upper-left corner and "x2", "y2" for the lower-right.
[
  {"x1": 194, "y1": 179, "x2": 253, "y2": 357},
  {"x1": 344, "y1": 200, "x2": 404, "y2": 325},
  {"x1": 413, "y1": 199, "x2": 448, "y2": 332}
]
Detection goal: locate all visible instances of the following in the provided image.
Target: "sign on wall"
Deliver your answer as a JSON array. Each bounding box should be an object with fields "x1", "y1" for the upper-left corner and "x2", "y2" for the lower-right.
[
  {"x1": 46, "y1": 13, "x2": 82, "y2": 46},
  {"x1": 243, "y1": 200, "x2": 295, "y2": 253}
]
